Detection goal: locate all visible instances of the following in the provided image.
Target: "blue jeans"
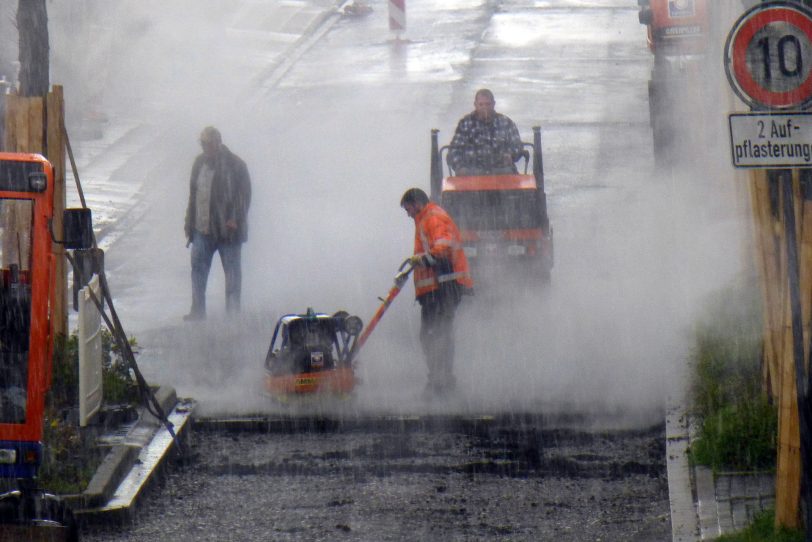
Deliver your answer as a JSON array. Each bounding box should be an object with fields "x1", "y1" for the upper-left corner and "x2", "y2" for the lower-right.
[{"x1": 190, "y1": 231, "x2": 242, "y2": 315}]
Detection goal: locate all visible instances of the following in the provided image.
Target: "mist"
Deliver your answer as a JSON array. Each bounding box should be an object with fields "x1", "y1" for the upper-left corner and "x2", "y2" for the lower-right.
[{"x1": 41, "y1": 1, "x2": 750, "y2": 427}]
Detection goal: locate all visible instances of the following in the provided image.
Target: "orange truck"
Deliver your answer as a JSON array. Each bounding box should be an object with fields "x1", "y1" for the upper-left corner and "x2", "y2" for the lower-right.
[
  {"x1": 430, "y1": 126, "x2": 553, "y2": 284},
  {"x1": 637, "y1": 0, "x2": 709, "y2": 167},
  {"x1": 638, "y1": 0, "x2": 708, "y2": 55}
]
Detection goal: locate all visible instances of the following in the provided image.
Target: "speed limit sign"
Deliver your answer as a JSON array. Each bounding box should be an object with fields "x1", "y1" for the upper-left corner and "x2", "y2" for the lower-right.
[{"x1": 725, "y1": 1, "x2": 812, "y2": 109}]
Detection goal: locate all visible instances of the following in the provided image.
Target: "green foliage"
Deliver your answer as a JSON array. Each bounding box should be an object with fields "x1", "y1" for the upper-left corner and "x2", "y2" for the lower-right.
[
  {"x1": 50, "y1": 329, "x2": 139, "y2": 408},
  {"x1": 689, "y1": 278, "x2": 777, "y2": 472},
  {"x1": 40, "y1": 329, "x2": 140, "y2": 493},
  {"x1": 690, "y1": 397, "x2": 777, "y2": 471},
  {"x1": 39, "y1": 409, "x2": 100, "y2": 494},
  {"x1": 715, "y1": 509, "x2": 804, "y2": 542},
  {"x1": 50, "y1": 333, "x2": 80, "y2": 408},
  {"x1": 100, "y1": 329, "x2": 140, "y2": 405}
]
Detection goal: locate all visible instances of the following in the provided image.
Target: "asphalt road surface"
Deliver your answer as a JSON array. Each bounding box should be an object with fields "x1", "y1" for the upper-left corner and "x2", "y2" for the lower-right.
[{"x1": 82, "y1": 416, "x2": 670, "y2": 541}]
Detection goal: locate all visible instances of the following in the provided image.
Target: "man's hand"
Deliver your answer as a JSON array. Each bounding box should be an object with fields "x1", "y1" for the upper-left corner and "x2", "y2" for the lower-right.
[
  {"x1": 408, "y1": 254, "x2": 427, "y2": 267},
  {"x1": 225, "y1": 219, "x2": 238, "y2": 231}
]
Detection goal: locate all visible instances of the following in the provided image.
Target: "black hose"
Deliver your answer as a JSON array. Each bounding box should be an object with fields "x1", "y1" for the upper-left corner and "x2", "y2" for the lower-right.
[
  {"x1": 63, "y1": 125, "x2": 87, "y2": 211},
  {"x1": 63, "y1": 128, "x2": 183, "y2": 455}
]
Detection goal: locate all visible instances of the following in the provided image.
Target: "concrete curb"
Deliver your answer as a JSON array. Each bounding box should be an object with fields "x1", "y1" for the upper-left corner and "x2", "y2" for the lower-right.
[
  {"x1": 67, "y1": 386, "x2": 195, "y2": 523},
  {"x1": 253, "y1": 0, "x2": 347, "y2": 91},
  {"x1": 666, "y1": 405, "x2": 700, "y2": 541},
  {"x1": 666, "y1": 403, "x2": 776, "y2": 540}
]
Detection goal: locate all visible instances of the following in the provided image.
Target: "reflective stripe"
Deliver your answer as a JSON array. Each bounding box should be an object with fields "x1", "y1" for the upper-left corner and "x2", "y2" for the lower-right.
[
  {"x1": 419, "y1": 227, "x2": 458, "y2": 257},
  {"x1": 418, "y1": 271, "x2": 470, "y2": 288},
  {"x1": 437, "y1": 271, "x2": 468, "y2": 283},
  {"x1": 434, "y1": 238, "x2": 460, "y2": 249},
  {"x1": 415, "y1": 277, "x2": 437, "y2": 288},
  {"x1": 418, "y1": 227, "x2": 431, "y2": 255},
  {"x1": 413, "y1": 202, "x2": 473, "y2": 295},
  {"x1": 418, "y1": 223, "x2": 442, "y2": 265},
  {"x1": 419, "y1": 228, "x2": 429, "y2": 248}
]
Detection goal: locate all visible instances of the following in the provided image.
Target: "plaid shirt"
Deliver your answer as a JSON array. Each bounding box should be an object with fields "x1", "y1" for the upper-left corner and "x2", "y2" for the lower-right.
[{"x1": 447, "y1": 112, "x2": 523, "y2": 174}]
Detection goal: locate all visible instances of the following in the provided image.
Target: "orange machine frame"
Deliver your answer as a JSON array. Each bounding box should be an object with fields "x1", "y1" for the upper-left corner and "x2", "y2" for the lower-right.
[
  {"x1": 0, "y1": 152, "x2": 56, "y2": 445},
  {"x1": 645, "y1": 0, "x2": 708, "y2": 54},
  {"x1": 441, "y1": 173, "x2": 548, "y2": 251}
]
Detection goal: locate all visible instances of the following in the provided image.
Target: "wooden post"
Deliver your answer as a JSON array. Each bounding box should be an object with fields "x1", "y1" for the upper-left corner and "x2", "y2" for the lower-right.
[
  {"x1": 775, "y1": 170, "x2": 803, "y2": 529},
  {"x1": 749, "y1": 166, "x2": 809, "y2": 529},
  {"x1": 46, "y1": 86, "x2": 66, "y2": 339},
  {"x1": 3, "y1": 86, "x2": 68, "y2": 346},
  {"x1": 3, "y1": 95, "x2": 44, "y2": 152},
  {"x1": 776, "y1": 302, "x2": 803, "y2": 529},
  {"x1": 750, "y1": 170, "x2": 783, "y2": 398}
]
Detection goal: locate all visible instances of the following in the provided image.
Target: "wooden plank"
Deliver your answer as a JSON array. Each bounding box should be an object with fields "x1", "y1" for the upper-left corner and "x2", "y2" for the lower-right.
[
  {"x1": 4, "y1": 95, "x2": 44, "y2": 153},
  {"x1": 775, "y1": 338, "x2": 802, "y2": 528},
  {"x1": 799, "y1": 179, "x2": 812, "y2": 366},
  {"x1": 750, "y1": 171, "x2": 782, "y2": 397},
  {"x1": 3, "y1": 90, "x2": 69, "y2": 339},
  {"x1": 47, "y1": 86, "x2": 67, "y2": 339},
  {"x1": 1, "y1": 97, "x2": 42, "y2": 286},
  {"x1": 775, "y1": 172, "x2": 802, "y2": 529},
  {"x1": 747, "y1": 173, "x2": 770, "y2": 384}
]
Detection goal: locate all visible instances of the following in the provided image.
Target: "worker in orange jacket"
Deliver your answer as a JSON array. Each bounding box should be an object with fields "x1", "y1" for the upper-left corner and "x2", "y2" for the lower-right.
[{"x1": 400, "y1": 188, "x2": 473, "y2": 397}]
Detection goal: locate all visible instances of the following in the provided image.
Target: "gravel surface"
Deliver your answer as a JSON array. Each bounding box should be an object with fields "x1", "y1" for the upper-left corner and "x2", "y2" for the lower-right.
[{"x1": 82, "y1": 421, "x2": 670, "y2": 541}]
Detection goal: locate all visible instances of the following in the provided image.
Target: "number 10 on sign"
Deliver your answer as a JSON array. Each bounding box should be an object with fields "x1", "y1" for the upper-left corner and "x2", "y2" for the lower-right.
[{"x1": 725, "y1": 2, "x2": 812, "y2": 110}]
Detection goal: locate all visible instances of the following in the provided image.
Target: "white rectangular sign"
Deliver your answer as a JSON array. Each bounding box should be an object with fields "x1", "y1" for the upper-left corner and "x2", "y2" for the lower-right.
[
  {"x1": 729, "y1": 112, "x2": 812, "y2": 168},
  {"x1": 79, "y1": 275, "x2": 102, "y2": 427}
]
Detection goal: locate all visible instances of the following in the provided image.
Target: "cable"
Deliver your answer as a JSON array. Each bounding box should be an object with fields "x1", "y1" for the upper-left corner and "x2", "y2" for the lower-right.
[
  {"x1": 63, "y1": 128, "x2": 183, "y2": 455},
  {"x1": 63, "y1": 125, "x2": 87, "y2": 210}
]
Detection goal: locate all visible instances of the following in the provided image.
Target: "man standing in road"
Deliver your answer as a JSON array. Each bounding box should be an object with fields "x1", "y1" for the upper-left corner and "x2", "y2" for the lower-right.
[
  {"x1": 447, "y1": 88, "x2": 524, "y2": 176},
  {"x1": 184, "y1": 126, "x2": 251, "y2": 321},
  {"x1": 401, "y1": 188, "x2": 473, "y2": 397}
]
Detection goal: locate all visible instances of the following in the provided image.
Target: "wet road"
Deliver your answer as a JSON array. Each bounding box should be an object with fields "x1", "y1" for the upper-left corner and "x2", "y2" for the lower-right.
[
  {"x1": 95, "y1": 0, "x2": 683, "y2": 421},
  {"x1": 83, "y1": 417, "x2": 670, "y2": 541}
]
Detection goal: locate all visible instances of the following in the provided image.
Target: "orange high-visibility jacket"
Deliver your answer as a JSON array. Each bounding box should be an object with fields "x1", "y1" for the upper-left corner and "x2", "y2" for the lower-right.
[{"x1": 412, "y1": 202, "x2": 473, "y2": 298}]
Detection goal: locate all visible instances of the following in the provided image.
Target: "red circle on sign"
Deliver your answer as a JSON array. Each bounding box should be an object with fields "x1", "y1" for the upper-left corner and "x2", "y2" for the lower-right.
[{"x1": 730, "y1": 6, "x2": 812, "y2": 108}]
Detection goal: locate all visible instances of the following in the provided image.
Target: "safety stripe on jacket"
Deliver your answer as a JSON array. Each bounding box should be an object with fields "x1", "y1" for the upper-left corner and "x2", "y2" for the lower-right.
[
  {"x1": 415, "y1": 271, "x2": 470, "y2": 289},
  {"x1": 413, "y1": 202, "x2": 473, "y2": 296}
]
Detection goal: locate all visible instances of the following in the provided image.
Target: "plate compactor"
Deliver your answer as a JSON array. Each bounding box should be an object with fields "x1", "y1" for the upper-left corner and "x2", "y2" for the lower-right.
[{"x1": 263, "y1": 260, "x2": 413, "y2": 400}]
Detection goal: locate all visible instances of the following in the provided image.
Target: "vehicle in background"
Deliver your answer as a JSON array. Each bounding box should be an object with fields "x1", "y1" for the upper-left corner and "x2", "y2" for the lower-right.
[
  {"x1": 430, "y1": 126, "x2": 553, "y2": 284},
  {"x1": 638, "y1": 0, "x2": 708, "y2": 55},
  {"x1": 637, "y1": 0, "x2": 709, "y2": 168}
]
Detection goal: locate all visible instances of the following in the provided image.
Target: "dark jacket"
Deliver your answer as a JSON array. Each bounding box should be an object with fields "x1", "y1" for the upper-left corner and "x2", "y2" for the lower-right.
[
  {"x1": 184, "y1": 145, "x2": 251, "y2": 244},
  {"x1": 447, "y1": 112, "x2": 523, "y2": 174}
]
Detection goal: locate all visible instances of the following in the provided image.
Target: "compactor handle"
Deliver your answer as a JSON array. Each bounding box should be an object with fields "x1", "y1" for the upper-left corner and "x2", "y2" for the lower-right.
[
  {"x1": 394, "y1": 258, "x2": 415, "y2": 289},
  {"x1": 350, "y1": 258, "x2": 416, "y2": 362}
]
